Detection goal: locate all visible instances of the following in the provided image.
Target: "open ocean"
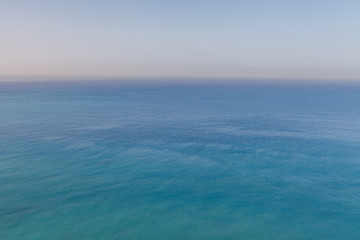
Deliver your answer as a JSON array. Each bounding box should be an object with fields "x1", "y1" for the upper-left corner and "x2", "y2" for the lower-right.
[{"x1": 1, "y1": 80, "x2": 360, "y2": 240}]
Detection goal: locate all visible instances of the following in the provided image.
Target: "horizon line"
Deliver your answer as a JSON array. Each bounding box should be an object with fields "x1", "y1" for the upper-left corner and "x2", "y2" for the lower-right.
[{"x1": 1, "y1": 75, "x2": 360, "y2": 86}]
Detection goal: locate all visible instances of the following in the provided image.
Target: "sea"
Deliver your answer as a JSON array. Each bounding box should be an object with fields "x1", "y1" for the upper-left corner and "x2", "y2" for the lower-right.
[{"x1": 1, "y1": 80, "x2": 360, "y2": 240}]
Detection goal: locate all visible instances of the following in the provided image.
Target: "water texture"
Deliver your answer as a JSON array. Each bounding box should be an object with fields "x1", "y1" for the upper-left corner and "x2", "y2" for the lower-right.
[{"x1": 1, "y1": 81, "x2": 360, "y2": 239}]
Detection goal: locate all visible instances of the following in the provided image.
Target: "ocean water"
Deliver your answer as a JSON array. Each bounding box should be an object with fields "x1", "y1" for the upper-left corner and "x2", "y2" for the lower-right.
[{"x1": 1, "y1": 81, "x2": 360, "y2": 240}]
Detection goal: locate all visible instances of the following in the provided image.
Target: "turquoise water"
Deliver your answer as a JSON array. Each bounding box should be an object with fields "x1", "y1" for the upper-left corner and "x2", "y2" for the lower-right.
[{"x1": 1, "y1": 81, "x2": 360, "y2": 239}]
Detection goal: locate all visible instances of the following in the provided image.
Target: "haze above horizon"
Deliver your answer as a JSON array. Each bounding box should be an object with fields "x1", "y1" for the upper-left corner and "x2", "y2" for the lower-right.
[{"x1": 1, "y1": 1, "x2": 360, "y2": 81}]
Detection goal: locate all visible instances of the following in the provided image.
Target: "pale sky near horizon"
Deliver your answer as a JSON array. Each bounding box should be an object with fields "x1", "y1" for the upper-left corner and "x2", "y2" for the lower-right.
[{"x1": 1, "y1": 0, "x2": 360, "y2": 81}]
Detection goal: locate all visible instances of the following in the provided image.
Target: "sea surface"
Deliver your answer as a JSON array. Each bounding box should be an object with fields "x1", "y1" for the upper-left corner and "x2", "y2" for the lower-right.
[{"x1": 1, "y1": 80, "x2": 360, "y2": 240}]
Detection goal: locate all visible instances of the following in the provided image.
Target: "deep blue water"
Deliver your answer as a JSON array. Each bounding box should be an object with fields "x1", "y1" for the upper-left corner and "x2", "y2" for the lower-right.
[{"x1": 1, "y1": 81, "x2": 360, "y2": 239}]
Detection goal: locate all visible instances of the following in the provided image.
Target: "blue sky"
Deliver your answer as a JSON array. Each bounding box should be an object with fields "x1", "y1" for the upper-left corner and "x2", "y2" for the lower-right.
[{"x1": 1, "y1": 0, "x2": 359, "y2": 80}]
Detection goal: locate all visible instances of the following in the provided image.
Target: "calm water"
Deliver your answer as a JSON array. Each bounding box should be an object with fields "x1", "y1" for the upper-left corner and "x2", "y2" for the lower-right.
[{"x1": 1, "y1": 81, "x2": 360, "y2": 240}]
